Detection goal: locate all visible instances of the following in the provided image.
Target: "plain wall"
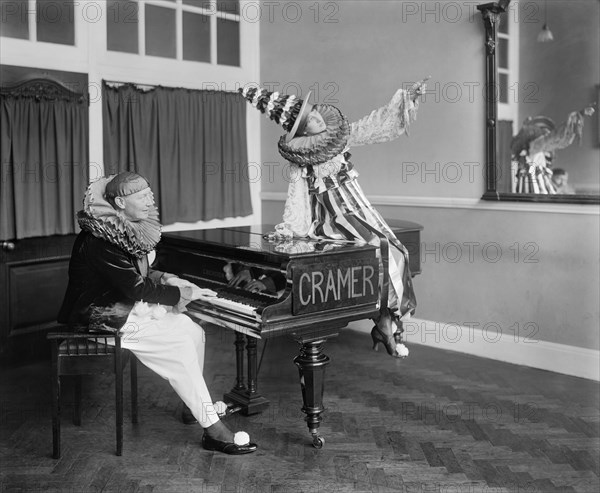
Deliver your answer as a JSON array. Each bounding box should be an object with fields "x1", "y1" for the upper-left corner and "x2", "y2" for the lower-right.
[
  {"x1": 259, "y1": 0, "x2": 487, "y2": 199},
  {"x1": 259, "y1": 0, "x2": 600, "y2": 351}
]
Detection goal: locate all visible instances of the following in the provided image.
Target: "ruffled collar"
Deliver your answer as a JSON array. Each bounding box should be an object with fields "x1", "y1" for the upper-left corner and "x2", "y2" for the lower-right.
[
  {"x1": 77, "y1": 176, "x2": 161, "y2": 258},
  {"x1": 278, "y1": 104, "x2": 350, "y2": 166}
]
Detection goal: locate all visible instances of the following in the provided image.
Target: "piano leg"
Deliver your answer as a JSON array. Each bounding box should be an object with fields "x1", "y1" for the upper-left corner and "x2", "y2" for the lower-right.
[
  {"x1": 223, "y1": 333, "x2": 270, "y2": 415},
  {"x1": 233, "y1": 332, "x2": 246, "y2": 392},
  {"x1": 293, "y1": 330, "x2": 338, "y2": 449},
  {"x1": 246, "y1": 336, "x2": 258, "y2": 394}
]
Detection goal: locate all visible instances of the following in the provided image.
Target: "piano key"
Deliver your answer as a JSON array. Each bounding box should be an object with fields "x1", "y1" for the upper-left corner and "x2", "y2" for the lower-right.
[
  {"x1": 206, "y1": 294, "x2": 260, "y2": 317},
  {"x1": 183, "y1": 277, "x2": 278, "y2": 318}
]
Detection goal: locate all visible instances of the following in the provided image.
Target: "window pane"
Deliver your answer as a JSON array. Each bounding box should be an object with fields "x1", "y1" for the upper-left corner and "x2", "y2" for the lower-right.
[
  {"x1": 0, "y1": 0, "x2": 29, "y2": 39},
  {"x1": 183, "y1": 0, "x2": 211, "y2": 8},
  {"x1": 183, "y1": 11, "x2": 210, "y2": 62},
  {"x1": 499, "y1": 73, "x2": 508, "y2": 104},
  {"x1": 498, "y1": 16, "x2": 508, "y2": 35},
  {"x1": 107, "y1": 0, "x2": 138, "y2": 54},
  {"x1": 217, "y1": 18, "x2": 239, "y2": 66},
  {"x1": 498, "y1": 38, "x2": 508, "y2": 70},
  {"x1": 36, "y1": 0, "x2": 74, "y2": 45},
  {"x1": 217, "y1": 0, "x2": 239, "y2": 15},
  {"x1": 145, "y1": 4, "x2": 175, "y2": 58}
]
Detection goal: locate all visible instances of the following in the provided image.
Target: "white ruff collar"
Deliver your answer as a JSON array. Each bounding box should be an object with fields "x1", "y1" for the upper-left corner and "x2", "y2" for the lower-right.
[
  {"x1": 277, "y1": 104, "x2": 350, "y2": 166},
  {"x1": 77, "y1": 177, "x2": 161, "y2": 257}
]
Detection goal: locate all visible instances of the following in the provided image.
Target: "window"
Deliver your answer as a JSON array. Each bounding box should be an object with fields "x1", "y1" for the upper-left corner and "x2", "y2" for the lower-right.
[
  {"x1": 496, "y1": 3, "x2": 519, "y2": 124},
  {"x1": 0, "y1": 0, "x2": 28, "y2": 39},
  {"x1": 217, "y1": 17, "x2": 239, "y2": 66},
  {"x1": 106, "y1": 0, "x2": 240, "y2": 66},
  {"x1": 183, "y1": 10, "x2": 210, "y2": 62},
  {"x1": 0, "y1": 0, "x2": 75, "y2": 45},
  {"x1": 145, "y1": 4, "x2": 176, "y2": 58},
  {"x1": 107, "y1": 0, "x2": 138, "y2": 53},
  {"x1": 497, "y1": 17, "x2": 509, "y2": 105},
  {"x1": 36, "y1": 0, "x2": 74, "y2": 45}
]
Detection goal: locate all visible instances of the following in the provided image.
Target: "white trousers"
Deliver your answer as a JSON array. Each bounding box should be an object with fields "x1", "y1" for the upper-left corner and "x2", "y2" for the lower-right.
[{"x1": 119, "y1": 305, "x2": 220, "y2": 428}]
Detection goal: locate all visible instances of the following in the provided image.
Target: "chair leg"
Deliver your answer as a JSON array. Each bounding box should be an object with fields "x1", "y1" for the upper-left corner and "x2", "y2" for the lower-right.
[
  {"x1": 73, "y1": 375, "x2": 82, "y2": 426},
  {"x1": 115, "y1": 349, "x2": 124, "y2": 456},
  {"x1": 51, "y1": 346, "x2": 61, "y2": 459},
  {"x1": 130, "y1": 353, "x2": 138, "y2": 424}
]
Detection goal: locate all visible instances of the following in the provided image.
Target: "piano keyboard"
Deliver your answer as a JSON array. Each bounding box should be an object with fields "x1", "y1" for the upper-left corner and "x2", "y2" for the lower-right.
[{"x1": 186, "y1": 277, "x2": 279, "y2": 317}]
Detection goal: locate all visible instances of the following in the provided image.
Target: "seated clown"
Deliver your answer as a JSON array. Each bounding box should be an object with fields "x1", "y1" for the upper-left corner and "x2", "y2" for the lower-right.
[{"x1": 58, "y1": 171, "x2": 258, "y2": 455}]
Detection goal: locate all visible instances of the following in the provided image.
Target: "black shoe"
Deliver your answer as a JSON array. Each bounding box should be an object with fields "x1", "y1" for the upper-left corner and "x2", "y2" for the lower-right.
[
  {"x1": 181, "y1": 404, "x2": 198, "y2": 425},
  {"x1": 202, "y1": 433, "x2": 258, "y2": 455},
  {"x1": 371, "y1": 309, "x2": 405, "y2": 358},
  {"x1": 371, "y1": 324, "x2": 399, "y2": 357}
]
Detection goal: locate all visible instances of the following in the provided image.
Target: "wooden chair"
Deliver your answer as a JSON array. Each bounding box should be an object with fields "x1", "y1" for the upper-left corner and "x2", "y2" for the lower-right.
[{"x1": 47, "y1": 329, "x2": 138, "y2": 458}]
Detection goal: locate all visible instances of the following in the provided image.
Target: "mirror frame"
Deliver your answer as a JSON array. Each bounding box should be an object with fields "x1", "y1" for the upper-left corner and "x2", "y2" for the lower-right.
[{"x1": 477, "y1": 1, "x2": 600, "y2": 205}]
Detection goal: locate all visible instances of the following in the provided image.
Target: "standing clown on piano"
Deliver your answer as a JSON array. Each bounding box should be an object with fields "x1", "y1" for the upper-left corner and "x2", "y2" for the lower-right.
[
  {"x1": 58, "y1": 171, "x2": 258, "y2": 455},
  {"x1": 239, "y1": 77, "x2": 429, "y2": 359}
]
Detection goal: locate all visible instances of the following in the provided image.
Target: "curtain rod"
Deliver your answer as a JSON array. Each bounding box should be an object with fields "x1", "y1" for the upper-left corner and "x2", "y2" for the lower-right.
[{"x1": 102, "y1": 79, "x2": 239, "y2": 93}]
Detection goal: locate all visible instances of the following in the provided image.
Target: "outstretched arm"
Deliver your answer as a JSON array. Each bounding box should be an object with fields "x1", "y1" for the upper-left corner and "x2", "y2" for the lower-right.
[
  {"x1": 529, "y1": 104, "x2": 595, "y2": 155},
  {"x1": 347, "y1": 77, "x2": 429, "y2": 147}
]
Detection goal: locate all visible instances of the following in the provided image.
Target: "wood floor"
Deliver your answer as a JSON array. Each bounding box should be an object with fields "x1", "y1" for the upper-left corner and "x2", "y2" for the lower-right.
[{"x1": 1, "y1": 325, "x2": 598, "y2": 492}]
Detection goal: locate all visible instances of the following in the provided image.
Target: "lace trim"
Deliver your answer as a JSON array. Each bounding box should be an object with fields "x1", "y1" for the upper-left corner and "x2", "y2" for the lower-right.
[
  {"x1": 277, "y1": 104, "x2": 350, "y2": 166},
  {"x1": 528, "y1": 111, "x2": 586, "y2": 155},
  {"x1": 279, "y1": 164, "x2": 312, "y2": 237},
  {"x1": 77, "y1": 177, "x2": 162, "y2": 257},
  {"x1": 348, "y1": 88, "x2": 418, "y2": 147}
]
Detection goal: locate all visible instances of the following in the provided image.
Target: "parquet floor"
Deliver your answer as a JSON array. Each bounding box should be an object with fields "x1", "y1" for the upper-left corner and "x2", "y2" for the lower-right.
[{"x1": 1, "y1": 325, "x2": 598, "y2": 492}]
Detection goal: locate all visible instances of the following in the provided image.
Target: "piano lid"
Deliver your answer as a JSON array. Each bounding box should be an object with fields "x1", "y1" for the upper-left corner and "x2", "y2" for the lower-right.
[{"x1": 160, "y1": 225, "x2": 377, "y2": 265}]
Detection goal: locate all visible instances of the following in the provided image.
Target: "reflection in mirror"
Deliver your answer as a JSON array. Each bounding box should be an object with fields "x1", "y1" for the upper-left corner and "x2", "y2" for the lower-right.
[
  {"x1": 224, "y1": 262, "x2": 286, "y2": 298},
  {"x1": 479, "y1": 0, "x2": 600, "y2": 204}
]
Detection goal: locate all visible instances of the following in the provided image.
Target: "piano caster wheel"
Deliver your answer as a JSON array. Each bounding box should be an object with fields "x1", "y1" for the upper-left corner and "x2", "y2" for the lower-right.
[{"x1": 311, "y1": 434, "x2": 324, "y2": 449}]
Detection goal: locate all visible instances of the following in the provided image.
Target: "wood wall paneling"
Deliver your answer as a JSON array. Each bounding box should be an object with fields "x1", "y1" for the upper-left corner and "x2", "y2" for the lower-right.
[{"x1": 0, "y1": 235, "x2": 76, "y2": 365}]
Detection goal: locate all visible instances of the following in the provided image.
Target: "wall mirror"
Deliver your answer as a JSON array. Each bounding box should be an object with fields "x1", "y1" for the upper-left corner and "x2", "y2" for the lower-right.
[{"x1": 478, "y1": 0, "x2": 599, "y2": 204}]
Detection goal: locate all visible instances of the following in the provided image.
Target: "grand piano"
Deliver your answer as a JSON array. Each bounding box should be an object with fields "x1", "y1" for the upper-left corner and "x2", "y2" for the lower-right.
[{"x1": 154, "y1": 221, "x2": 422, "y2": 447}]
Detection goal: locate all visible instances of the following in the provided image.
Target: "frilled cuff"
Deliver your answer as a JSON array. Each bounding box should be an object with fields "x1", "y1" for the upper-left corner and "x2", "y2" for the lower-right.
[{"x1": 348, "y1": 88, "x2": 418, "y2": 147}]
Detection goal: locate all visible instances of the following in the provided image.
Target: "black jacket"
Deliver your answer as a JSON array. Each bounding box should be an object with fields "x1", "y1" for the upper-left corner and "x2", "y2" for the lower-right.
[{"x1": 57, "y1": 231, "x2": 180, "y2": 332}]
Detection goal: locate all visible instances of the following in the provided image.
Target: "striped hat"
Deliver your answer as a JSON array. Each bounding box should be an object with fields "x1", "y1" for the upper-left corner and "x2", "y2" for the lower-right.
[{"x1": 239, "y1": 86, "x2": 312, "y2": 142}]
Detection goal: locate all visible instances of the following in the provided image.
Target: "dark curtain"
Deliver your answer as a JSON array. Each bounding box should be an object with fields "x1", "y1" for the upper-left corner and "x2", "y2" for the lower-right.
[
  {"x1": 102, "y1": 83, "x2": 252, "y2": 225},
  {"x1": 497, "y1": 120, "x2": 514, "y2": 193},
  {"x1": 0, "y1": 83, "x2": 89, "y2": 240}
]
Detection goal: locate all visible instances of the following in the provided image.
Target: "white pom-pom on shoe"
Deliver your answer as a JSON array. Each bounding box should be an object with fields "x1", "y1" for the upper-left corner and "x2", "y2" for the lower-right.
[
  {"x1": 214, "y1": 401, "x2": 228, "y2": 416},
  {"x1": 396, "y1": 343, "x2": 409, "y2": 357},
  {"x1": 233, "y1": 431, "x2": 250, "y2": 446}
]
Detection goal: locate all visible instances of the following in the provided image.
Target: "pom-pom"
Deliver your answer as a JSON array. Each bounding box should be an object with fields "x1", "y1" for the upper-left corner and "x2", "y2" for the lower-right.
[
  {"x1": 395, "y1": 343, "x2": 409, "y2": 358},
  {"x1": 133, "y1": 301, "x2": 151, "y2": 316},
  {"x1": 214, "y1": 401, "x2": 228, "y2": 416},
  {"x1": 233, "y1": 431, "x2": 250, "y2": 446}
]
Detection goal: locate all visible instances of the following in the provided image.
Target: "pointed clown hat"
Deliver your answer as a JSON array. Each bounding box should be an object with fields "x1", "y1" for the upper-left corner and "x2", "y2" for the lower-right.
[{"x1": 239, "y1": 86, "x2": 313, "y2": 142}]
